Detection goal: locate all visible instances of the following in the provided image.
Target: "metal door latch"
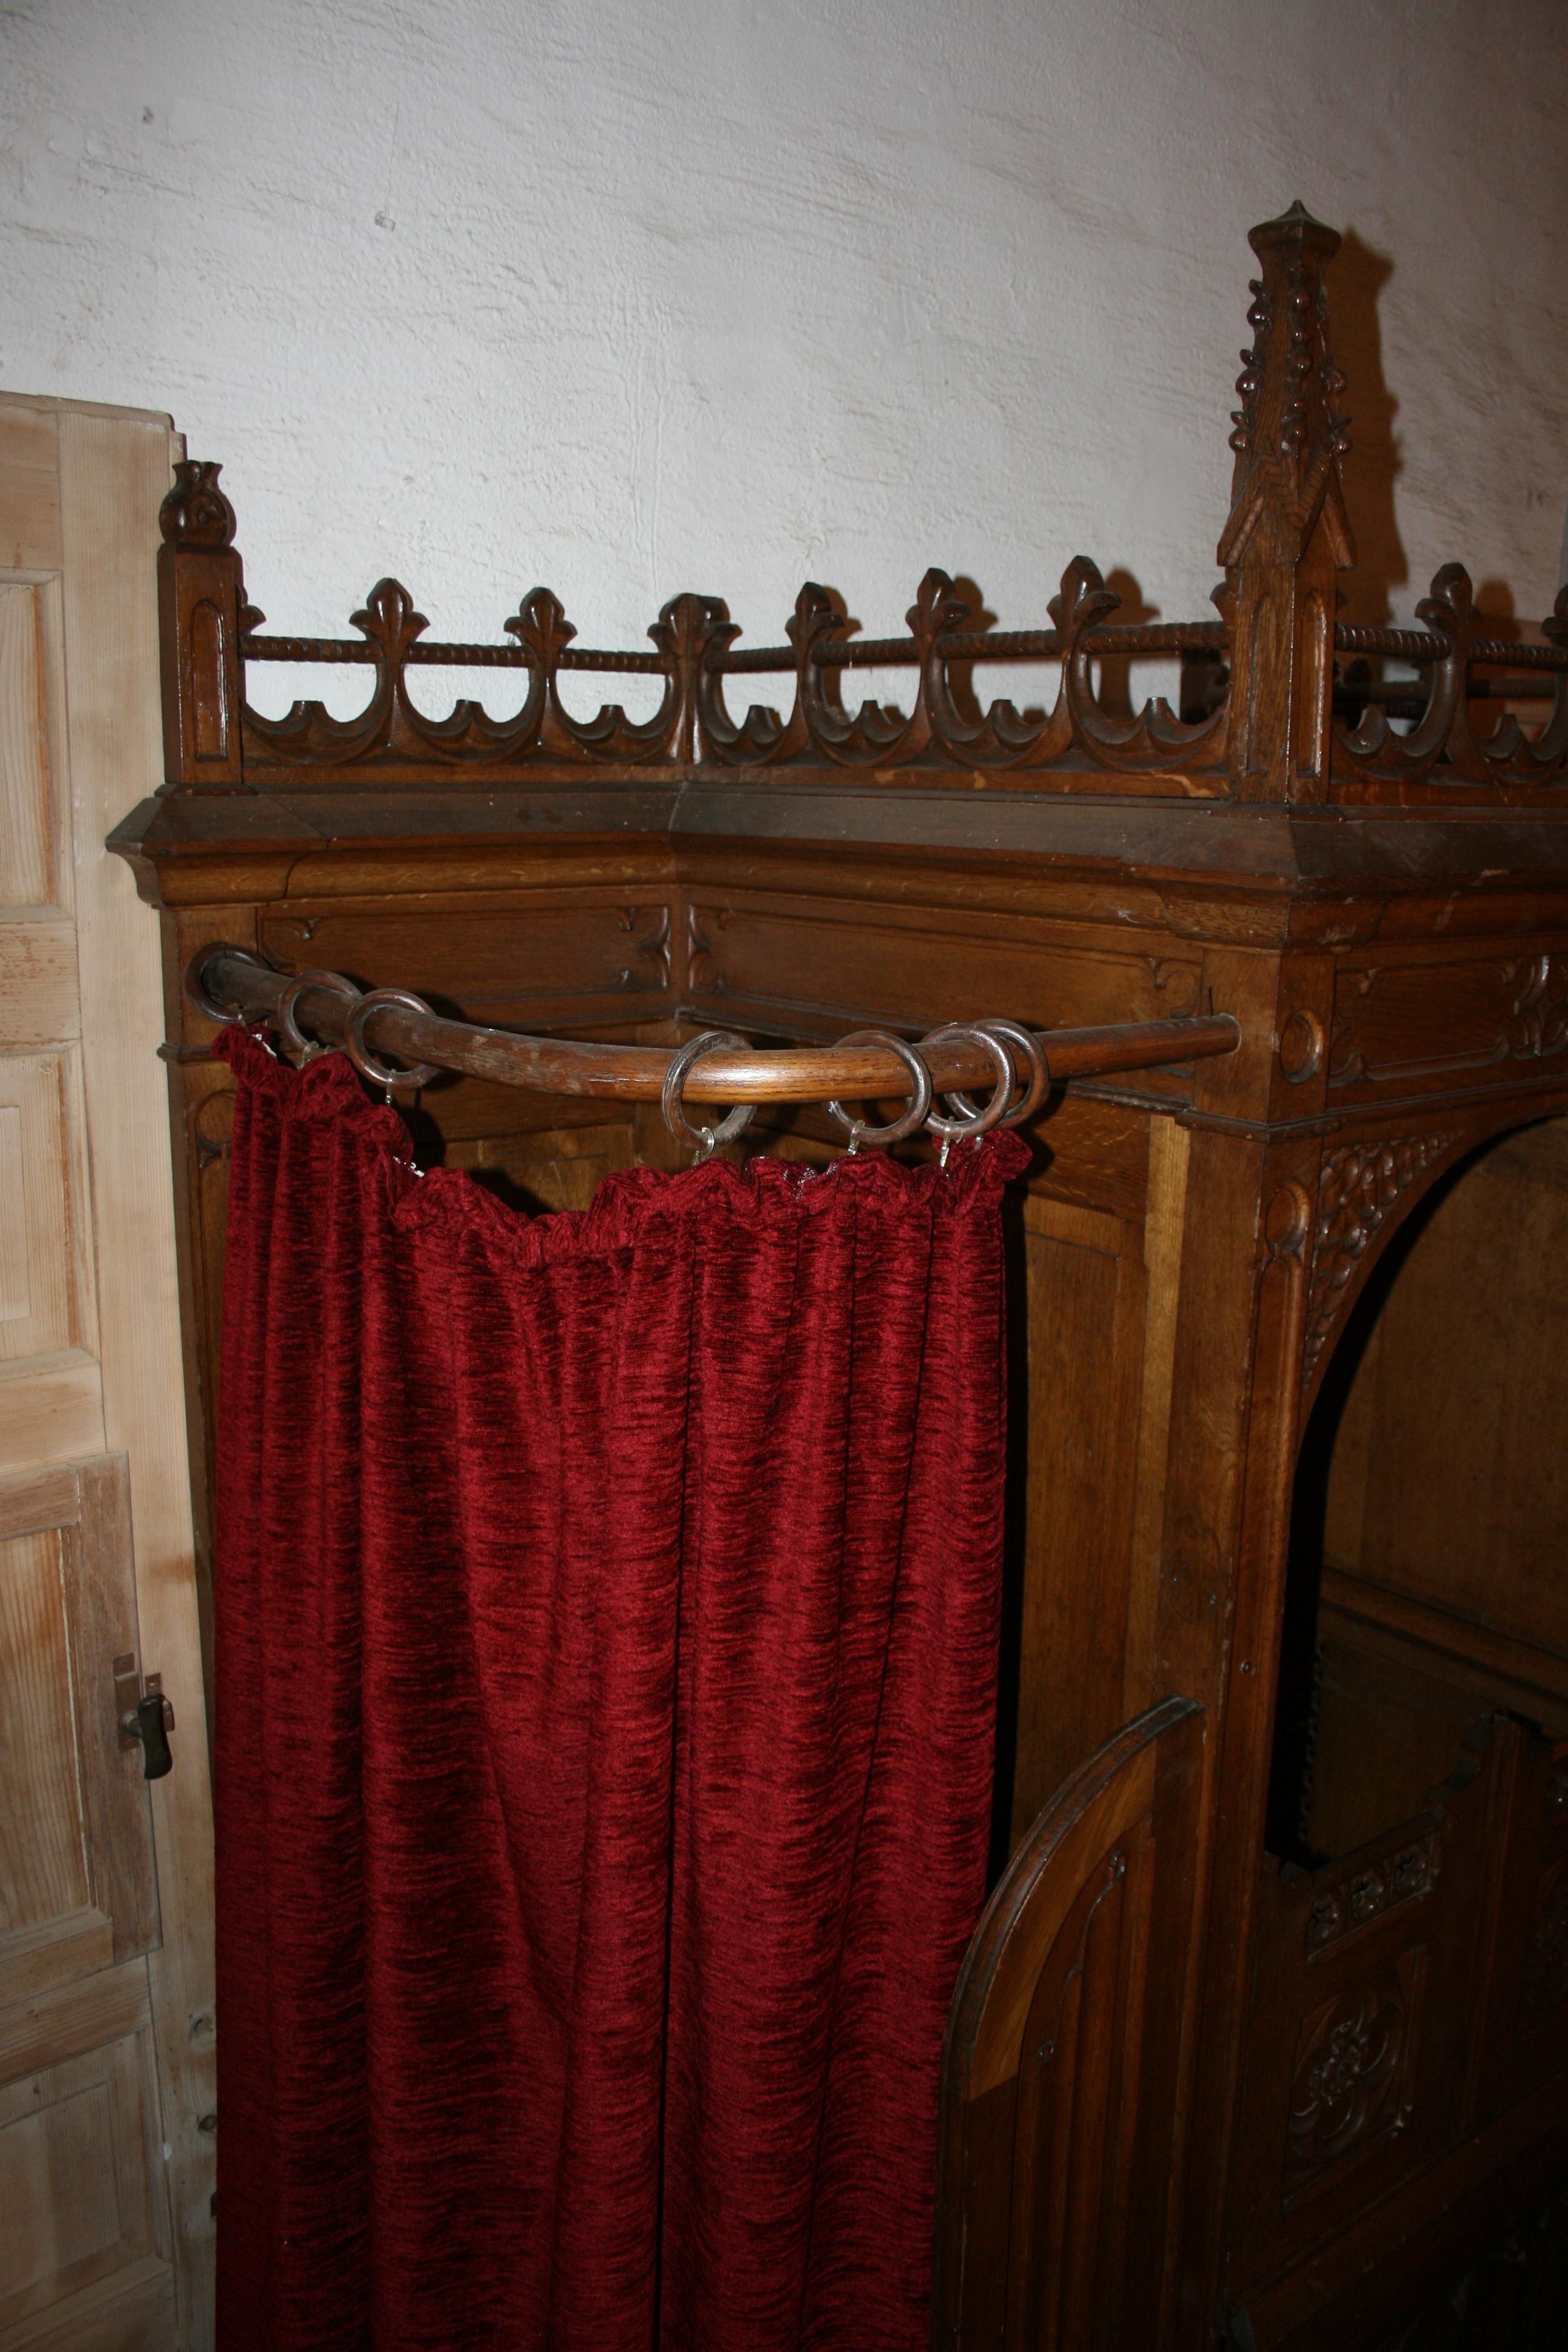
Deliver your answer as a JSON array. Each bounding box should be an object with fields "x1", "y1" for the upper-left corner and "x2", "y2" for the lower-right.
[{"x1": 115, "y1": 1653, "x2": 175, "y2": 1780}]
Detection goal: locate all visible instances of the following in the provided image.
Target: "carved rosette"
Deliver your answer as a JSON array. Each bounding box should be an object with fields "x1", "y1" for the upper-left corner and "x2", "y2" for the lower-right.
[
  {"x1": 1287, "y1": 1975, "x2": 1409, "y2": 2175},
  {"x1": 1302, "y1": 1133, "x2": 1457, "y2": 1382}
]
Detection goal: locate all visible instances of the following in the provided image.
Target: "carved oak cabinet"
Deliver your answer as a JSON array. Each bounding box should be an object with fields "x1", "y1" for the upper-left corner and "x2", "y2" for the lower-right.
[{"x1": 113, "y1": 207, "x2": 1568, "y2": 2347}]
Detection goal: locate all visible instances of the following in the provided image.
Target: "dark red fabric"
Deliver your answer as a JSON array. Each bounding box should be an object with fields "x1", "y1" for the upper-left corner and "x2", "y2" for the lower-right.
[{"x1": 213, "y1": 1030, "x2": 1025, "y2": 2352}]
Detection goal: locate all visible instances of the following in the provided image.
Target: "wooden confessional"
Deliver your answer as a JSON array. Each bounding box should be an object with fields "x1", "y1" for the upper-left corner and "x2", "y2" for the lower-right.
[{"x1": 112, "y1": 203, "x2": 1568, "y2": 2347}]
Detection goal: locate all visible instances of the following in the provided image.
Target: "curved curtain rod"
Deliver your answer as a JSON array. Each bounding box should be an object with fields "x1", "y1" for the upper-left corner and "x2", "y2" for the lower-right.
[{"x1": 191, "y1": 947, "x2": 1241, "y2": 1106}]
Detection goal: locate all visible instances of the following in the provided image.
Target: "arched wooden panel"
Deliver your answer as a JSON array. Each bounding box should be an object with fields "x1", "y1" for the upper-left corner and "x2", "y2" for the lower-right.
[{"x1": 933, "y1": 1694, "x2": 1205, "y2": 2351}]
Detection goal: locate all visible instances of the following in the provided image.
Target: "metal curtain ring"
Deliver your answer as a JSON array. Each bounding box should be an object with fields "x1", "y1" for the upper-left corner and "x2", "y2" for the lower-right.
[
  {"x1": 942, "y1": 1017, "x2": 1051, "y2": 1131},
  {"x1": 342, "y1": 988, "x2": 442, "y2": 1092},
  {"x1": 661, "y1": 1031, "x2": 757, "y2": 1158},
  {"x1": 276, "y1": 969, "x2": 362, "y2": 1062},
  {"x1": 184, "y1": 943, "x2": 274, "y2": 1026},
  {"x1": 825, "y1": 1030, "x2": 934, "y2": 1149},
  {"x1": 922, "y1": 1022, "x2": 1016, "y2": 1140}
]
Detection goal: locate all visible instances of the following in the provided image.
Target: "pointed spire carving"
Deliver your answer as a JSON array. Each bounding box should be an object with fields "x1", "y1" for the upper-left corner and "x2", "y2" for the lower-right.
[{"x1": 1219, "y1": 204, "x2": 1356, "y2": 802}]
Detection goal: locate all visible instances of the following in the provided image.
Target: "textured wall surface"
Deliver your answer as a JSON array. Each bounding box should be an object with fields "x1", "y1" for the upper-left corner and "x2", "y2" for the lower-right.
[{"x1": 2, "y1": 0, "x2": 1566, "y2": 699}]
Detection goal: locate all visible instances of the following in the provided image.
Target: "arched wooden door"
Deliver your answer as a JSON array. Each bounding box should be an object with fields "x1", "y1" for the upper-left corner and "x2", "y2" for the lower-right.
[{"x1": 933, "y1": 1694, "x2": 1205, "y2": 2351}]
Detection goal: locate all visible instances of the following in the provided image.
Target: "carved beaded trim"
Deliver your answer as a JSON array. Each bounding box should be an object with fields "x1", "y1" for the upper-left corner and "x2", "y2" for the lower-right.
[{"x1": 1305, "y1": 1832, "x2": 1441, "y2": 1953}]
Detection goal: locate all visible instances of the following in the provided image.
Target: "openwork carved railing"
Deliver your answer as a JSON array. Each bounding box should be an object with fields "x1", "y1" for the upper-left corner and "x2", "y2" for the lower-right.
[
  {"x1": 155, "y1": 203, "x2": 1568, "y2": 805},
  {"x1": 1331, "y1": 566, "x2": 1568, "y2": 793}
]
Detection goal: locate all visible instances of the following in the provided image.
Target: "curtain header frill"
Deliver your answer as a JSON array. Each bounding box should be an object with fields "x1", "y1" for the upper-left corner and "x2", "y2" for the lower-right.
[{"x1": 215, "y1": 1027, "x2": 1031, "y2": 1255}]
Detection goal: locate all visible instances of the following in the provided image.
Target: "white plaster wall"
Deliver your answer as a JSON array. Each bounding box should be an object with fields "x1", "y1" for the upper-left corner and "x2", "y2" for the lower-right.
[{"x1": 3, "y1": 0, "x2": 1566, "y2": 701}]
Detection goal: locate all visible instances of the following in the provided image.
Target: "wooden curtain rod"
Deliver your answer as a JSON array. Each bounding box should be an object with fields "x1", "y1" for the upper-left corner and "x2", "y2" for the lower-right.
[{"x1": 192, "y1": 948, "x2": 1241, "y2": 1108}]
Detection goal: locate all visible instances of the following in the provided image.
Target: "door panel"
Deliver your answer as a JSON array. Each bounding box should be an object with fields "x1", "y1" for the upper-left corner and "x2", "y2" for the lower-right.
[
  {"x1": 0, "y1": 1460, "x2": 160, "y2": 1996},
  {"x1": 0, "y1": 1968, "x2": 174, "y2": 2351},
  {"x1": 0, "y1": 579, "x2": 68, "y2": 912},
  {"x1": 0, "y1": 1049, "x2": 96, "y2": 1367},
  {"x1": 0, "y1": 396, "x2": 214, "y2": 2345},
  {"x1": 935, "y1": 1696, "x2": 1207, "y2": 2351}
]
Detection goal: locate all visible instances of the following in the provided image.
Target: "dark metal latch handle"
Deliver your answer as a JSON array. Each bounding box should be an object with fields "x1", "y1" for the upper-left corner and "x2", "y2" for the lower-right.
[
  {"x1": 128, "y1": 1691, "x2": 174, "y2": 1779},
  {"x1": 116, "y1": 1656, "x2": 175, "y2": 1782}
]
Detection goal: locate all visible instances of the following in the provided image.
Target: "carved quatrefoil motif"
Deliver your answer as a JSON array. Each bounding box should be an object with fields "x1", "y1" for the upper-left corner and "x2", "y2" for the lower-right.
[{"x1": 1287, "y1": 1973, "x2": 1411, "y2": 2177}]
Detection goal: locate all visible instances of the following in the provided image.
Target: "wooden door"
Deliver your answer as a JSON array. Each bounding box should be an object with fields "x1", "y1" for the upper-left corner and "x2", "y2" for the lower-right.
[
  {"x1": 1, "y1": 397, "x2": 215, "y2": 2347},
  {"x1": 933, "y1": 1695, "x2": 1206, "y2": 2351}
]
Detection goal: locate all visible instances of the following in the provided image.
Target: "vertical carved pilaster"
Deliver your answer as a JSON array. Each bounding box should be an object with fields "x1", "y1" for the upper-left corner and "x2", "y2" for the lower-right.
[
  {"x1": 157, "y1": 460, "x2": 249, "y2": 792},
  {"x1": 1218, "y1": 204, "x2": 1355, "y2": 803}
]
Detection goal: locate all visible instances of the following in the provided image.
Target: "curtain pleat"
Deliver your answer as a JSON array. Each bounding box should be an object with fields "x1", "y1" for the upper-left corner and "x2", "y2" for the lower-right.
[{"x1": 213, "y1": 1031, "x2": 1024, "y2": 2352}]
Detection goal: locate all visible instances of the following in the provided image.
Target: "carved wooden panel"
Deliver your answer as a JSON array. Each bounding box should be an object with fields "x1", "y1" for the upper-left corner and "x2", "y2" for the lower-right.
[
  {"x1": 1284, "y1": 1955, "x2": 1422, "y2": 2192},
  {"x1": 257, "y1": 898, "x2": 675, "y2": 1022},
  {"x1": 1230, "y1": 1742, "x2": 1495, "y2": 2304},
  {"x1": 935, "y1": 1697, "x2": 1204, "y2": 2351},
  {"x1": 1303, "y1": 1832, "x2": 1442, "y2": 1955},
  {"x1": 1328, "y1": 951, "x2": 1568, "y2": 1102},
  {"x1": 685, "y1": 897, "x2": 1200, "y2": 1042}
]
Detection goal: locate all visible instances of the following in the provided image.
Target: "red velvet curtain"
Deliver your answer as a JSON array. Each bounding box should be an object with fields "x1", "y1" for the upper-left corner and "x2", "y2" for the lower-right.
[{"x1": 213, "y1": 1031, "x2": 1024, "y2": 2352}]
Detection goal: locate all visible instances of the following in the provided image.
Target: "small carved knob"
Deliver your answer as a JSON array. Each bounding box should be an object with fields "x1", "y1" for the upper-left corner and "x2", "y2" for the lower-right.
[
  {"x1": 1278, "y1": 1010, "x2": 1325, "y2": 1084},
  {"x1": 160, "y1": 460, "x2": 237, "y2": 550}
]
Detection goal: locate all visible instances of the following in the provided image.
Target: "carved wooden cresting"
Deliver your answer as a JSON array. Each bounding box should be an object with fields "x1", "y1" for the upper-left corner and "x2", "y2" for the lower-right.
[{"x1": 113, "y1": 203, "x2": 1568, "y2": 2351}]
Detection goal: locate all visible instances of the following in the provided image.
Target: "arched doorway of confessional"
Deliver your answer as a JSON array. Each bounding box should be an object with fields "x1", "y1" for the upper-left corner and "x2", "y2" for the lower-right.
[{"x1": 1269, "y1": 1113, "x2": 1568, "y2": 1869}]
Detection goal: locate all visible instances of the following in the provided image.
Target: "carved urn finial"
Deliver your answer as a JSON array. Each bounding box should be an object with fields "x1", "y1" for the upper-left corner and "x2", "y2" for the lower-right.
[{"x1": 159, "y1": 460, "x2": 237, "y2": 551}]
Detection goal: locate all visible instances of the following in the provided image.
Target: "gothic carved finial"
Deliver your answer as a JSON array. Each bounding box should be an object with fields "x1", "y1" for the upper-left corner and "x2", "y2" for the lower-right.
[
  {"x1": 1218, "y1": 205, "x2": 1354, "y2": 572},
  {"x1": 1218, "y1": 208, "x2": 1356, "y2": 802},
  {"x1": 159, "y1": 459, "x2": 237, "y2": 550}
]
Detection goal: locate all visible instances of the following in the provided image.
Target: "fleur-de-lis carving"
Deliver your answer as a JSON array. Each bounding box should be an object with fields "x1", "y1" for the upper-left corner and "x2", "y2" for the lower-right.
[
  {"x1": 506, "y1": 584, "x2": 577, "y2": 671},
  {"x1": 502, "y1": 585, "x2": 687, "y2": 760}
]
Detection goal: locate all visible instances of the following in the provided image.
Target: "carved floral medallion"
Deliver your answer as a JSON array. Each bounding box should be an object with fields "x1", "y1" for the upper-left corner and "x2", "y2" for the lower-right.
[{"x1": 1287, "y1": 1972, "x2": 1411, "y2": 2180}]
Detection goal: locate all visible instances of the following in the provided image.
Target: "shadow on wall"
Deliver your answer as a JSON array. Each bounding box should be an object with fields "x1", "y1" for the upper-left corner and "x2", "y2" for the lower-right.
[{"x1": 1332, "y1": 229, "x2": 1405, "y2": 627}]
